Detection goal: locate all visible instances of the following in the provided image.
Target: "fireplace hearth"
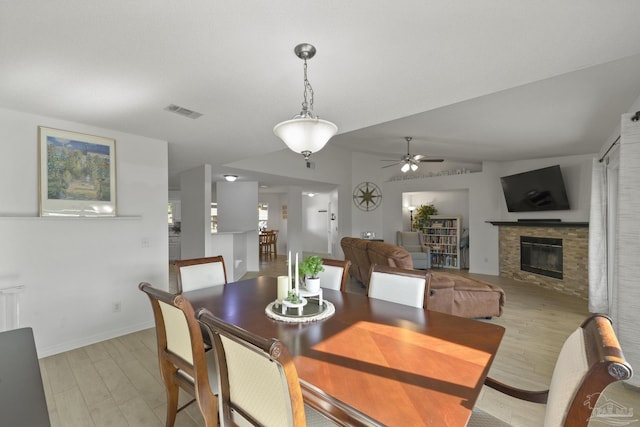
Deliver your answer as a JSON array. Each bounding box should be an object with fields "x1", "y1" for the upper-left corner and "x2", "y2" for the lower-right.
[{"x1": 520, "y1": 236, "x2": 563, "y2": 279}]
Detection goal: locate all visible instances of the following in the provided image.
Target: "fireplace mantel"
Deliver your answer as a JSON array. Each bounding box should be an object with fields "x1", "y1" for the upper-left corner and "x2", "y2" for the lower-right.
[{"x1": 487, "y1": 221, "x2": 588, "y2": 228}]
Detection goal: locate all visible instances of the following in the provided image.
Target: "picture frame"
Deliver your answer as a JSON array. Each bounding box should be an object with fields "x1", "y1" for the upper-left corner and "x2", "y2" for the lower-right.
[{"x1": 38, "y1": 126, "x2": 117, "y2": 217}]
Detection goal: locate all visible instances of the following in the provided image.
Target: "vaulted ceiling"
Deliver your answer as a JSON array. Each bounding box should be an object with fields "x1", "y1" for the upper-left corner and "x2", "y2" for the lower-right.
[{"x1": 2, "y1": 1, "x2": 640, "y2": 190}]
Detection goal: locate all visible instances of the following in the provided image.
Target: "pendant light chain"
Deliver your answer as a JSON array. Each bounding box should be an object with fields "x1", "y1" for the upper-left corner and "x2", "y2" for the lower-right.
[{"x1": 301, "y1": 58, "x2": 315, "y2": 117}]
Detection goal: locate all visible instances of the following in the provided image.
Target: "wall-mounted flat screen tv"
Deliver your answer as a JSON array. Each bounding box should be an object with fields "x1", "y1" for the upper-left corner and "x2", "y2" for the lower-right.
[{"x1": 500, "y1": 165, "x2": 570, "y2": 212}]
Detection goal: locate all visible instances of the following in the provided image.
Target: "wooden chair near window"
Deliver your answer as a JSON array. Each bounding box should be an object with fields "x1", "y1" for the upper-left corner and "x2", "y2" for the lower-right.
[
  {"x1": 174, "y1": 256, "x2": 227, "y2": 293},
  {"x1": 139, "y1": 282, "x2": 219, "y2": 427},
  {"x1": 317, "y1": 258, "x2": 351, "y2": 292},
  {"x1": 268, "y1": 230, "x2": 278, "y2": 256},
  {"x1": 468, "y1": 314, "x2": 633, "y2": 427},
  {"x1": 196, "y1": 308, "x2": 383, "y2": 427},
  {"x1": 258, "y1": 233, "x2": 271, "y2": 258},
  {"x1": 367, "y1": 264, "x2": 431, "y2": 309},
  {"x1": 259, "y1": 230, "x2": 277, "y2": 259}
]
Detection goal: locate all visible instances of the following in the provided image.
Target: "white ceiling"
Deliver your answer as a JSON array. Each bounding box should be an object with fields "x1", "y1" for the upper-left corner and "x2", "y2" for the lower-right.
[{"x1": 2, "y1": 1, "x2": 640, "y2": 191}]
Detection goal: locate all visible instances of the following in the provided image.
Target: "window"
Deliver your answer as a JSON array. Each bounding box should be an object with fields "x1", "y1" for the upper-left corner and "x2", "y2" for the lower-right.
[
  {"x1": 258, "y1": 203, "x2": 268, "y2": 230},
  {"x1": 211, "y1": 203, "x2": 218, "y2": 233}
]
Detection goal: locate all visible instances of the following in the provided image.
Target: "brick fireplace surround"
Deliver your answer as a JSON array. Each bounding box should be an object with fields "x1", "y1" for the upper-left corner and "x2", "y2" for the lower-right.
[{"x1": 490, "y1": 222, "x2": 589, "y2": 299}]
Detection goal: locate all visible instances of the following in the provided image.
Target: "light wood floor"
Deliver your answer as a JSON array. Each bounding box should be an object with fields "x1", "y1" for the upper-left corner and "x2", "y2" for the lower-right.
[{"x1": 40, "y1": 255, "x2": 639, "y2": 426}]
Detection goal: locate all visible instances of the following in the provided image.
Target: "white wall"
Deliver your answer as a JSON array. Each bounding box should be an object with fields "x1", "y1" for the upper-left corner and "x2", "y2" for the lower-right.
[
  {"x1": 0, "y1": 107, "x2": 167, "y2": 357},
  {"x1": 216, "y1": 181, "x2": 259, "y2": 271},
  {"x1": 287, "y1": 187, "x2": 303, "y2": 256},
  {"x1": 208, "y1": 231, "x2": 253, "y2": 281},
  {"x1": 328, "y1": 188, "x2": 339, "y2": 256},
  {"x1": 350, "y1": 152, "x2": 395, "y2": 240},
  {"x1": 492, "y1": 155, "x2": 593, "y2": 222},
  {"x1": 217, "y1": 181, "x2": 258, "y2": 232},
  {"x1": 180, "y1": 164, "x2": 212, "y2": 259},
  {"x1": 302, "y1": 193, "x2": 331, "y2": 254}
]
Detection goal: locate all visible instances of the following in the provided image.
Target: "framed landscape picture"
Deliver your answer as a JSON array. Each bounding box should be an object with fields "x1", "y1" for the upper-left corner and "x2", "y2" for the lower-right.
[{"x1": 38, "y1": 127, "x2": 117, "y2": 217}]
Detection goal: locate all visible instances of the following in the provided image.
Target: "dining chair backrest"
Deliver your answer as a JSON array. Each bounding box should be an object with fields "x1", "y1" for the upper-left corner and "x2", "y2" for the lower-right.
[
  {"x1": 196, "y1": 308, "x2": 307, "y2": 426},
  {"x1": 175, "y1": 256, "x2": 227, "y2": 293},
  {"x1": 470, "y1": 314, "x2": 633, "y2": 427},
  {"x1": 544, "y1": 315, "x2": 632, "y2": 426},
  {"x1": 367, "y1": 264, "x2": 431, "y2": 308},
  {"x1": 138, "y1": 282, "x2": 219, "y2": 427},
  {"x1": 196, "y1": 308, "x2": 381, "y2": 427},
  {"x1": 317, "y1": 258, "x2": 351, "y2": 291}
]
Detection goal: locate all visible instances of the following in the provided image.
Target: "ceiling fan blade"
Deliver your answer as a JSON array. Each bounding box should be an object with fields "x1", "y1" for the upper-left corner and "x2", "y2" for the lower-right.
[
  {"x1": 381, "y1": 162, "x2": 401, "y2": 168},
  {"x1": 418, "y1": 158, "x2": 445, "y2": 163}
]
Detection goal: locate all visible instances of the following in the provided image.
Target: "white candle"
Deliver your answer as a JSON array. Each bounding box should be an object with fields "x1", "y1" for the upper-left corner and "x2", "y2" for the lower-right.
[
  {"x1": 277, "y1": 276, "x2": 289, "y2": 302},
  {"x1": 288, "y1": 251, "x2": 292, "y2": 290},
  {"x1": 295, "y1": 252, "x2": 299, "y2": 294}
]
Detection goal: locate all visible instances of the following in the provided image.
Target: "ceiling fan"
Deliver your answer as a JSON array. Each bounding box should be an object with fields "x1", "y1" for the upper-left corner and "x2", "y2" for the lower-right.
[{"x1": 381, "y1": 137, "x2": 444, "y2": 172}]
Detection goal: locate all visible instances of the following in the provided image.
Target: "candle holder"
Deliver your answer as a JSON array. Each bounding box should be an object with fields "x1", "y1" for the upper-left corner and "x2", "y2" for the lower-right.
[
  {"x1": 280, "y1": 291, "x2": 307, "y2": 315},
  {"x1": 266, "y1": 296, "x2": 334, "y2": 323}
]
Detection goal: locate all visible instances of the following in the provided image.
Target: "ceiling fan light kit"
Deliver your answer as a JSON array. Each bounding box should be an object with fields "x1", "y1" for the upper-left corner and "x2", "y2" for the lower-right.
[
  {"x1": 273, "y1": 43, "x2": 337, "y2": 167},
  {"x1": 381, "y1": 136, "x2": 444, "y2": 172}
]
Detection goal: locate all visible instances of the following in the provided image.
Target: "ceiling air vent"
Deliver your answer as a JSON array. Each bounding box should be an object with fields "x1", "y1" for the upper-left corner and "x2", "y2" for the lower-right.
[{"x1": 164, "y1": 104, "x2": 203, "y2": 119}]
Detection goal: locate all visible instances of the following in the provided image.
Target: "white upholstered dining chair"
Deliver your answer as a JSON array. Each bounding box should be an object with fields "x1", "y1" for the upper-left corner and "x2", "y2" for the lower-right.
[
  {"x1": 139, "y1": 282, "x2": 219, "y2": 427},
  {"x1": 469, "y1": 314, "x2": 633, "y2": 427},
  {"x1": 175, "y1": 255, "x2": 227, "y2": 293},
  {"x1": 367, "y1": 264, "x2": 431, "y2": 308},
  {"x1": 316, "y1": 258, "x2": 351, "y2": 292},
  {"x1": 196, "y1": 308, "x2": 383, "y2": 427}
]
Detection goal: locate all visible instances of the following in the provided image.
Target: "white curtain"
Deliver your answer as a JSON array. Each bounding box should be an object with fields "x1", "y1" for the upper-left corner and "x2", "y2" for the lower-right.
[
  {"x1": 615, "y1": 112, "x2": 640, "y2": 387},
  {"x1": 588, "y1": 157, "x2": 608, "y2": 313}
]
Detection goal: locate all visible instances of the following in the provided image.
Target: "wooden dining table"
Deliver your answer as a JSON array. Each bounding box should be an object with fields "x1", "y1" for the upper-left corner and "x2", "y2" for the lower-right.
[{"x1": 185, "y1": 276, "x2": 505, "y2": 426}]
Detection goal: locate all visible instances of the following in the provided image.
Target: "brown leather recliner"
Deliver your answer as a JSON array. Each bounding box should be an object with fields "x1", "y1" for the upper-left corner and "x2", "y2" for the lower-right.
[
  {"x1": 351, "y1": 238, "x2": 372, "y2": 285},
  {"x1": 340, "y1": 237, "x2": 361, "y2": 283},
  {"x1": 430, "y1": 272, "x2": 505, "y2": 318},
  {"x1": 340, "y1": 236, "x2": 505, "y2": 318},
  {"x1": 367, "y1": 241, "x2": 413, "y2": 268},
  {"x1": 341, "y1": 237, "x2": 413, "y2": 288}
]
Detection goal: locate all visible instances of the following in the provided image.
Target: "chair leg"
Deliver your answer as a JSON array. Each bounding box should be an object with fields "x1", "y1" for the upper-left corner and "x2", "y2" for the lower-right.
[
  {"x1": 164, "y1": 380, "x2": 179, "y2": 427},
  {"x1": 198, "y1": 395, "x2": 219, "y2": 427}
]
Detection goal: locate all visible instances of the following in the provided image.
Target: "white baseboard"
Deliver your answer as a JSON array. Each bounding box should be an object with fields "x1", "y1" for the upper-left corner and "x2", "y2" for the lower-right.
[{"x1": 37, "y1": 320, "x2": 155, "y2": 358}]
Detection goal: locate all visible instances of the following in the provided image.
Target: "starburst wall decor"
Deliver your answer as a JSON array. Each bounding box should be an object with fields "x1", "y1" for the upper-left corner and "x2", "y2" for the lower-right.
[{"x1": 353, "y1": 181, "x2": 382, "y2": 212}]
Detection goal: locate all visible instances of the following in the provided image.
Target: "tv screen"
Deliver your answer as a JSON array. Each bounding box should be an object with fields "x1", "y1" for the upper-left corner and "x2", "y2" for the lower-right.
[{"x1": 500, "y1": 165, "x2": 570, "y2": 212}]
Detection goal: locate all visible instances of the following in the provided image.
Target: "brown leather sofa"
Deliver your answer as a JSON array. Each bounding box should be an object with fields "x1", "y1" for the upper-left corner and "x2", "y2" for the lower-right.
[
  {"x1": 340, "y1": 237, "x2": 504, "y2": 318},
  {"x1": 340, "y1": 237, "x2": 413, "y2": 287}
]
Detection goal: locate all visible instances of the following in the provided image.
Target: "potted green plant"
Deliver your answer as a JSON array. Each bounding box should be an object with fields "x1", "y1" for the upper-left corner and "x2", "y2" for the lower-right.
[
  {"x1": 413, "y1": 204, "x2": 438, "y2": 231},
  {"x1": 298, "y1": 255, "x2": 324, "y2": 292}
]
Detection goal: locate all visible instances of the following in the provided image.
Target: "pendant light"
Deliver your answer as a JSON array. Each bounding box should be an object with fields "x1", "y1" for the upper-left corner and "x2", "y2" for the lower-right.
[{"x1": 273, "y1": 43, "x2": 337, "y2": 167}]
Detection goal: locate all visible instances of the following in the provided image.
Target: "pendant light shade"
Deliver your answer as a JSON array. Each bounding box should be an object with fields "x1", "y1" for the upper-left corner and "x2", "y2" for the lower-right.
[
  {"x1": 273, "y1": 117, "x2": 337, "y2": 156},
  {"x1": 273, "y1": 43, "x2": 337, "y2": 166}
]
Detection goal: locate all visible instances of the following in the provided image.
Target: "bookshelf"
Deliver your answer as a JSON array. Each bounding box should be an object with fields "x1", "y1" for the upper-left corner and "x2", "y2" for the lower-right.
[{"x1": 423, "y1": 215, "x2": 461, "y2": 269}]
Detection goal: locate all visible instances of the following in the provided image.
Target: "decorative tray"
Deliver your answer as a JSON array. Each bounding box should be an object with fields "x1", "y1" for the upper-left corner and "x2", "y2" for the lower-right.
[{"x1": 265, "y1": 299, "x2": 335, "y2": 323}]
